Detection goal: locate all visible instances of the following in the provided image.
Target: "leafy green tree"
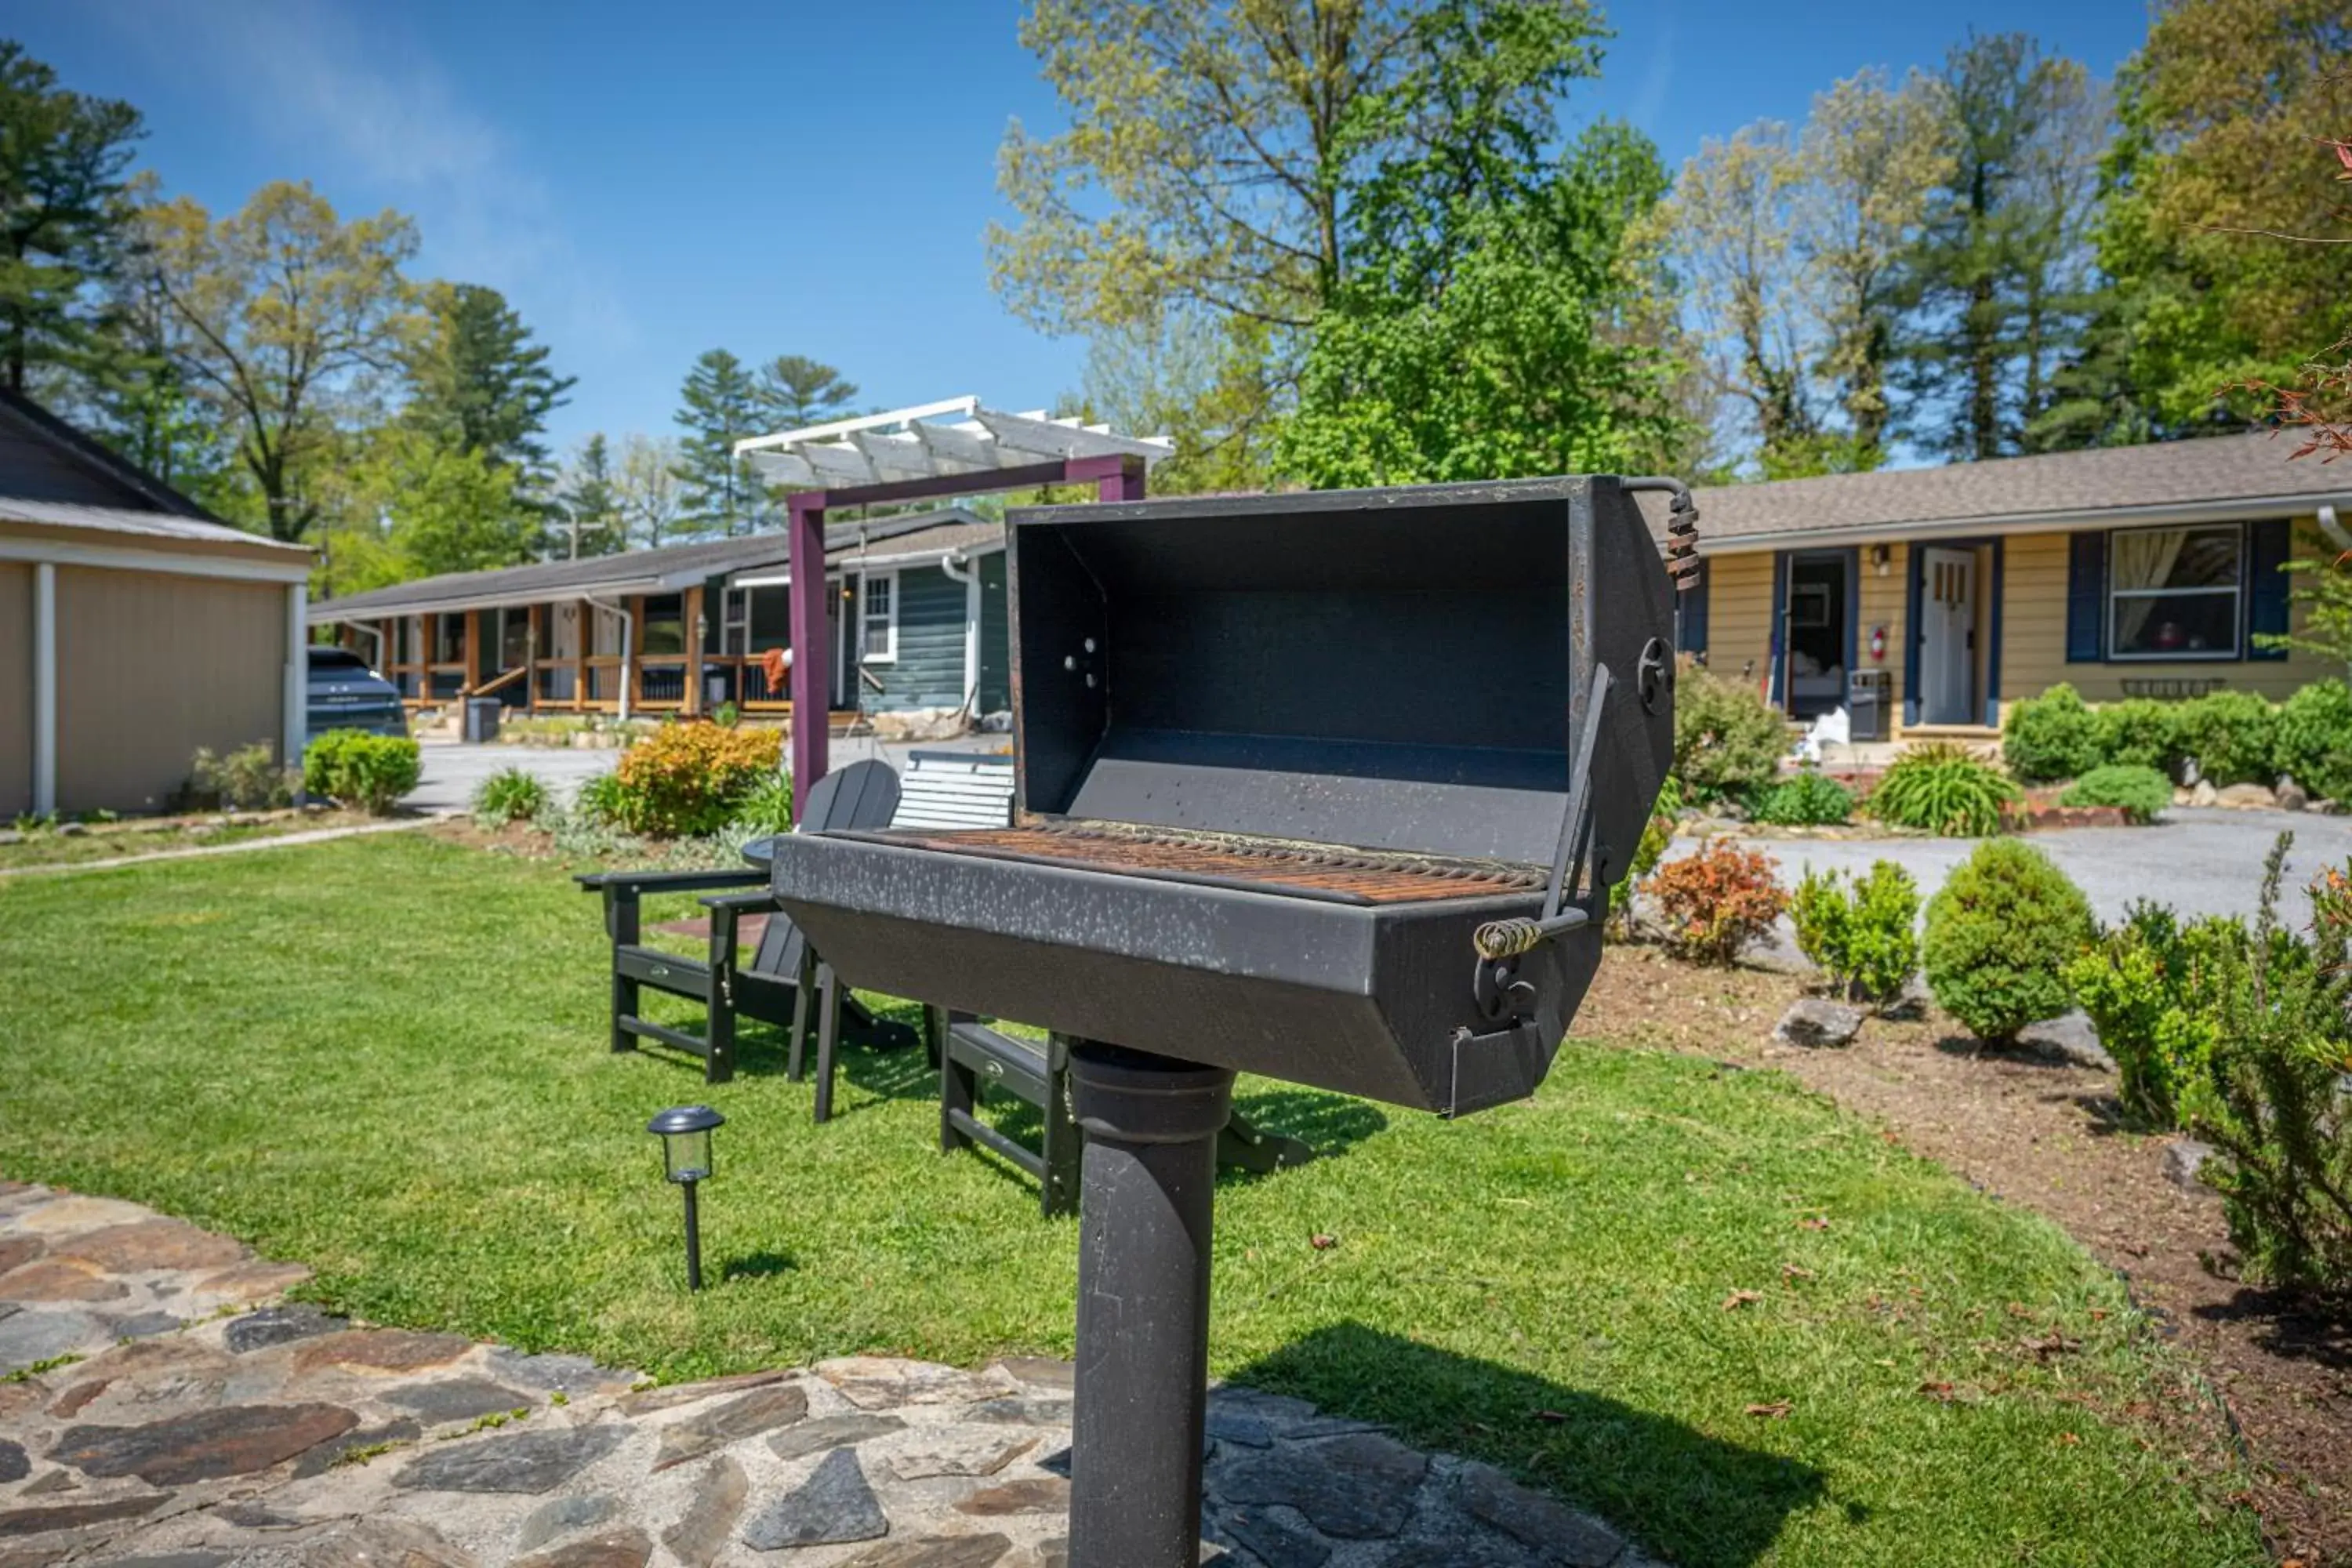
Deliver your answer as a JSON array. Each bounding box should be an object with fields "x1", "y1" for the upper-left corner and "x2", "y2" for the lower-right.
[
  {"x1": 136, "y1": 180, "x2": 419, "y2": 542},
  {"x1": 1891, "y1": 32, "x2": 2106, "y2": 461},
  {"x1": 0, "y1": 41, "x2": 143, "y2": 394},
  {"x1": 1078, "y1": 306, "x2": 1281, "y2": 494},
  {"x1": 556, "y1": 433, "x2": 624, "y2": 558},
  {"x1": 2085, "y1": 0, "x2": 2352, "y2": 438},
  {"x1": 619, "y1": 432, "x2": 686, "y2": 548},
  {"x1": 368, "y1": 426, "x2": 531, "y2": 579},
  {"x1": 1279, "y1": 120, "x2": 1690, "y2": 485},
  {"x1": 403, "y1": 281, "x2": 572, "y2": 485},
  {"x1": 753, "y1": 354, "x2": 856, "y2": 431},
  {"x1": 672, "y1": 348, "x2": 765, "y2": 537},
  {"x1": 993, "y1": 0, "x2": 1605, "y2": 485}
]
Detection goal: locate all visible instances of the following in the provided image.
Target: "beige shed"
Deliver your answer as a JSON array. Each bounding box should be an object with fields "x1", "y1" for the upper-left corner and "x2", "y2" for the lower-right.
[{"x1": 0, "y1": 390, "x2": 311, "y2": 818}]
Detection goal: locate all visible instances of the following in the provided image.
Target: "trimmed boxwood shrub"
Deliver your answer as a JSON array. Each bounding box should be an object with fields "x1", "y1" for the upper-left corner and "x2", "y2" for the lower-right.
[
  {"x1": 1752, "y1": 771, "x2": 1854, "y2": 826},
  {"x1": 2092, "y1": 699, "x2": 2183, "y2": 776},
  {"x1": 2001, "y1": 682, "x2": 2103, "y2": 782},
  {"x1": 2274, "y1": 678, "x2": 2352, "y2": 801},
  {"x1": 2059, "y1": 764, "x2": 2172, "y2": 823},
  {"x1": 1672, "y1": 668, "x2": 1787, "y2": 802},
  {"x1": 303, "y1": 731, "x2": 421, "y2": 815},
  {"x1": 2171, "y1": 690, "x2": 2276, "y2": 786},
  {"x1": 1867, "y1": 742, "x2": 2019, "y2": 837},
  {"x1": 1922, "y1": 840, "x2": 2097, "y2": 1044}
]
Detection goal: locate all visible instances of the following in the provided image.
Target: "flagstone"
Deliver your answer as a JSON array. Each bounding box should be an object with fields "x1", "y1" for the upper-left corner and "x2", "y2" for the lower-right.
[
  {"x1": 741, "y1": 1447, "x2": 887, "y2": 1550},
  {"x1": 289, "y1": 1329, "x2": 474, "y2": 1377},
  {"x1": 53, "y1": 1221, "x2": 245, "y2": 1275},
  {"x1": 766, "y1": 1413, "x2": 907, "y2": 1462},
  {"x1": 288, "y1": 1417, "x2": 423, "y2": 1479},
  {"x1": 836, "y1": 1537, "x2": 1015, "y2": 1568},
  {"x1": 955, "y1": 1477, "x2": 1070, "y2": 1516},
  {"x1": 0, "y1": 1237, "x2": 44, "y2": 1277},
  {"x1": 511, "y1": 1524, "x2": 653, "y2": 1568},
  {"x1": 0, "y1": 1493, "x2": 169, "y2": 1539},
  {"x1": 191, "y1": 1261, "x2": 312, "y2": 1305},
  {"x1": 648, "y1": 1382, "x2": 807, "y2": 1471},
  {"x1": 659, "y1": 1455, "x2": 746, "y2": 1568},
  {"x1": 514, "y1": 1492, "x2": 619, "y2": 1552},
  {"x1": 53, "y1": 1402, "x2": 361, "y2": 1486},
  {"x1": 0, "y1": 1439, "x2": 24, "y2": 1483},
  {"x1": 296, "y1": 1515, "x2": 477, "y2": 1566},
  {"x1": 887, "y1": 1430, "x2": 1037, "y2": 1481},
  {"x1": 224, "y1": 1304, "x2": 344, "y2": 1355},
  {"x1": 615, "y1": 1367, "x2": 789, "y2": 1417},
  {"x1": 382, "y1": 1377, "x2": 533, "y2": 1425},
  {"x1": 0, "y1": 1258, "x2": 129, "y2": 1301},
  {"x1": 488, "y1": 1348, "x2": 631, "y2": 1396},
  {"x1": 13, "y1": 1196, "x2": 151, "y2": 1235},
  {"x1": 391, "y1": 1423, "x2": 630, "y2": 1494},
  {"x1": 0, "y1": 1307, "x2": 102, "y2": 1372},
  {"x1": 817, "y1": 1356, "x2": 1019, "y2": 1411}
]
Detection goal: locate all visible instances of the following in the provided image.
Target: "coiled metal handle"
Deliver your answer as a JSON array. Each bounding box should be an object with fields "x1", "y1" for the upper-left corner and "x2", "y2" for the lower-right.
[
  {"x1": 1474, "y1": 918, "x2": 1544, "y2": 960},
  {"x1": 1622, "y1": 476, "x2": 1701, "y2": 593}
]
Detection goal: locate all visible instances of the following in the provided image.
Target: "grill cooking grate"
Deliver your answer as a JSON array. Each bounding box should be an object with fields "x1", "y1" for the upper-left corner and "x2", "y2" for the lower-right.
[{"x1": 858, "y1": 821, "x2": 1547, "y2": 906}]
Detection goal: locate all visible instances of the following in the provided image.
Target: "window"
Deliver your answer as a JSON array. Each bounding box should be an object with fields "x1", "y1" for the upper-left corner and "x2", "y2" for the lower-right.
[
  {"x1": 2107, "y1": 524, "x2": 2242, "y2": 659},
  {"x1": 434, "y1": 614, "x2": 466, "y2": 664},
  {"x1": 860, "y1": 572, "x2": 897, "y2": 662},
  {"x1": 640, "y1": 593, "x2": 684, "y2": 655}
]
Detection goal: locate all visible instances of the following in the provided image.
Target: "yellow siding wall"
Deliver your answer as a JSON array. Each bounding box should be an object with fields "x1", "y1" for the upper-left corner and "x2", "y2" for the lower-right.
[
  {"x1": 1999, "y1": 522, "x2": 2333, "y2": 711},
  {"x1": 1700, "y1": 544, "x2": 1910, "y2": 713}
]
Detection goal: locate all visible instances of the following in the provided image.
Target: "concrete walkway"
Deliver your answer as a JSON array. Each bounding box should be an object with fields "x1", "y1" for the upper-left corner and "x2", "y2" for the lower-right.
[
  {"x1": 0, "y1": 819, "x2": 434, "y2": 881},
  {"x1": 0, "y1": 1182, "x2": 1650, "y2": 1567}
]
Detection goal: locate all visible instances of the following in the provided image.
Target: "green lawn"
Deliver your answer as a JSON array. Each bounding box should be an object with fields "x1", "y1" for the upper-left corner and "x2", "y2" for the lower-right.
[{"x1": 0, "y1": 835, "x2": 2259, "y2": 1567}]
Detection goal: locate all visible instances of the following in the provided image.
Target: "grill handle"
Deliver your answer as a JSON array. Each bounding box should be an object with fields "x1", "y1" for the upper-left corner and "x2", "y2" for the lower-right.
[{"x1": 1621, "y1": 475, "x2": 1701, "y2": 593}]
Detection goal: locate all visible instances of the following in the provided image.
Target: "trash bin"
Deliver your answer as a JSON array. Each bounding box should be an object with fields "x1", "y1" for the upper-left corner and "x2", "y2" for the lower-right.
[
  {"x1": 463, "y1": 697, "x2": 503, "y2": 743},
  {"x1": 1848, "y1": 669, "x2": 1890, "y2": 742}
]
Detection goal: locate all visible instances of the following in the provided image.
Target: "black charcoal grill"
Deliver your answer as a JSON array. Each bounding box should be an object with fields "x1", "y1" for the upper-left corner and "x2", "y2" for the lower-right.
[{"x1": 770, "y1": 474, "x2": 1697, "y2": 1568}]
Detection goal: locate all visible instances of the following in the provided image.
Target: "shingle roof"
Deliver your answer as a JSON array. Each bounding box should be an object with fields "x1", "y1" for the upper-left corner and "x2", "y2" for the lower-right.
[
  {"x1": 0, "y1": 386, "x2": 223, "y2": 521},
  {"x1": 1641, "y1": 434, "x2": 2352, "y2": 550},
  {"x1": 310, "y1": 506, "x2": 1000, "y2": 621},
  {"x1": 0, "y1": 495, "x2": 309, "y2": 554}
]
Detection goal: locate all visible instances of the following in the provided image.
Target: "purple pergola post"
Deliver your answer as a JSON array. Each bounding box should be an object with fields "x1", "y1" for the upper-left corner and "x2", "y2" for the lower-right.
[{"x1": 782, "y1": 453, "x2": 1145, "y2": 821}]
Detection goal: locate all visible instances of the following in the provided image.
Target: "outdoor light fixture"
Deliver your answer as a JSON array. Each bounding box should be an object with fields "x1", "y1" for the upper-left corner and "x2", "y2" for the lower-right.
[{"x1": 646, "y1": 1105, "x2": 724, "y2": 1290}]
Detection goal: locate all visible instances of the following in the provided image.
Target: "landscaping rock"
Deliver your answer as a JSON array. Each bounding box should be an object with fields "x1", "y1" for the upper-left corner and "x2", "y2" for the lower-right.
[
  {"x1": 956, "y1": 1477, "x2": 1071, "y2": 1517},
  {"x1": 54, "y1": 1220, "x2": 244, "y2": 1274},
  {"x1": 511, "y1": 1525, "x2": 652, "y2": 1568},
  {"x1": 2278, "y1": 779, "x2": 2310, "y2": 811},
  {"x1": 617, "y1": 1367, "x2": 790, "y2": 1417},
  {"x1": 660, "y1": 1455, "x2": 746, "y2": 1568},
  {"x1": 2216, "y1": 782, "x2": 2277, "y2": 809},
  {"x1": 834, "y1": 1537, "x2": 1014, "y2": 1567},
  {"x1": 1455, "y1": 1461, "x2": 1626, "y2": 1567},
  {"x1": 767, "y1": 1412, "x2": 907, "y2": 1461},
  {"x1": 383, "y1": 1377, "x2": 533, "y2": 1425},
  {"x1": 649, "y1": 1381, "x2": 807, "y2": 1471},
  {"x1": 2190, "y1": 779, "x2": 2218, "y2": 807},
  {"x1": 224, "y1": 1304, "x2": 344, "y2": 1355},
  {"x1": 1773, "y1": 998, "x2": 1864, "y2": 1047},
  {"x1": 2017, "y1": 1012, "x2": 2114, "y2": 1073},
  {"x1": 55, "y1": 822, "x2": 85, "y2": 837},
  {"x1": 888, "y1": 1429, "x2": 1037, "y2": 1480},
  {"x1": 288, "y1": 1416, "x2": 422, "y2": 1479},
  {"x1": 0, "y1": 1440, "x2": 24, "y2": 1483},
  {"x1": 53, "y1": 1402, "x2": 359, "y2": 1485},
  {"x1": 392, "y1": 1423, "x2": 629, "y2": 1494},
  {"x1": 1219, "y1": 1432, "x2": 1428, "y2": 1539},
  {"x1": 740, "y1": 1446, "x2": 888, "y2": 1549},
  {"x1": 2162, "y1": 1138, "x2": 2216, "y2": 1192},
  {"x1": 0, "y1": 832, "x2": 21, "y2": 847}
]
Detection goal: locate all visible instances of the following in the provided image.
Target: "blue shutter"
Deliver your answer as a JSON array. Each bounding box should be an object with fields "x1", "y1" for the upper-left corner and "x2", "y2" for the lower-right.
[
  {"x1": 1675, "y1": 565, "x2": 1709, "y2": 657},
  {"x1": 2065, "y1": 531, "x2": 2105, "y2": 663},
  {"x1": 2247, "y1": 519, "x2": 2290, "y2": 661}
]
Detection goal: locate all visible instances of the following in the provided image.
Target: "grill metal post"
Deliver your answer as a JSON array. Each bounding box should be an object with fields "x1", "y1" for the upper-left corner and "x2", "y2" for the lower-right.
[{"x1": 1067, "y1": 1044, "x2": 1234, "y2": 1568}]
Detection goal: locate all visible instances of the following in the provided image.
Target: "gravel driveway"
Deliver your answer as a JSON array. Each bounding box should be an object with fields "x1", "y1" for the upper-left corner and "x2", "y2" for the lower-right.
[{"x1": 1692, "y1": 806, "x2": 2352, "y2": 930}]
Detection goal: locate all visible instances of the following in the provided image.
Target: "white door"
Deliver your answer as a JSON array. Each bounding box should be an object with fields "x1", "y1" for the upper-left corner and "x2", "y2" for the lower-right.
[{"x1": 1920, "y1": 547, "x2": 1976, "y2": 724}]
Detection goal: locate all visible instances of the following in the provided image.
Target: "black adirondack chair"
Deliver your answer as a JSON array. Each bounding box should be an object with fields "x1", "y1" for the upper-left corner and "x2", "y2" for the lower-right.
[
  {"x1": 577, "y1": 758, "x2": 910, "y2": 1099},
  {"x1": 933, "y1": 1008, "x2": 1315, "y2": 1218}
]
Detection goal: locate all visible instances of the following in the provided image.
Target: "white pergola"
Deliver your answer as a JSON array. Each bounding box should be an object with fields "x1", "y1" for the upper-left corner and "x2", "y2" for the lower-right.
[{"x1": 734, "y1": 396, "x2": 1171, "y2": 492}]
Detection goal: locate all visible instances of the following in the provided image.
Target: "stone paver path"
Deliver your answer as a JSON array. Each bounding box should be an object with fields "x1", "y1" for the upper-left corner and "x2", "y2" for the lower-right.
[{"x1": 0, "y1": 1181, "x2": 1654, "y2": 1567}]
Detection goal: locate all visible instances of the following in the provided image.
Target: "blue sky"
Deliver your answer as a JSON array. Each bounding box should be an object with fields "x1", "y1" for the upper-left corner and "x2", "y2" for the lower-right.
[{"x1": 14, "y1": 1, "x2": 2156, "y2": 459}]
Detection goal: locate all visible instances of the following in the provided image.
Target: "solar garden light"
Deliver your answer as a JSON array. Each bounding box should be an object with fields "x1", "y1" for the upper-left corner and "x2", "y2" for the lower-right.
[{"x1": 646, "y1": 1105, "x2": 724, "y2": 1290}]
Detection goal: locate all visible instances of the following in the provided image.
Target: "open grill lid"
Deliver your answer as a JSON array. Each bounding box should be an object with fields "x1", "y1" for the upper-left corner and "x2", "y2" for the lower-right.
[{"x1": 1008, "y1": 475, "x2": 1675, "y2": 884}]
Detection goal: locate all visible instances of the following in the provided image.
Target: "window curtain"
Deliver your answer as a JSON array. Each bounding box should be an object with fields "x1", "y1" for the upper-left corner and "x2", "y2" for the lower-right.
[{"x1": 2110, "y1": 528, "x2": 2188, "y2": 648}]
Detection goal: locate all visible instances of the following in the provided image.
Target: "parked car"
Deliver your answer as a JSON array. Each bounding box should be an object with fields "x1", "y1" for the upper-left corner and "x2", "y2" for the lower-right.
[{"x1": 306, "y1": 646, "x2": 409, "y2": 741}]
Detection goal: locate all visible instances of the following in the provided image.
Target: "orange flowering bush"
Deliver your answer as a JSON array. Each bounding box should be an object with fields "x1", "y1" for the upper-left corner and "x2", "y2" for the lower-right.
[
  {"x1": 1644, "y1": 841, "x2": 1789, "y2": 967},
  {"x1": 611, "y1": 720, "x2": 784, "y2": 837}
]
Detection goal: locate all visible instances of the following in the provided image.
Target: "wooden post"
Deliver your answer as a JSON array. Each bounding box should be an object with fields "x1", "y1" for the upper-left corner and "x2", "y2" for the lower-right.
[
  {"x1": 527, "y1": 602, "x2": 543, "y2": 712},
  {"x1": 574, "y1": 598, "x2": 590, "y2": 712},
  {"x1": 682, "y1": 583, "x2": 705, "y2": 718},
  {"x1": 463, "y1": 608, "x2": 482, "y2": 695},
  {"x1": 626, "y1": 595, "x2": 644, "y2": 713},
  {"x1": 787, "y1": 494, "x2": 829, "y2": 815},
  {"x1": 423, "y1": 612, "x2": 438, "y2": 705}
]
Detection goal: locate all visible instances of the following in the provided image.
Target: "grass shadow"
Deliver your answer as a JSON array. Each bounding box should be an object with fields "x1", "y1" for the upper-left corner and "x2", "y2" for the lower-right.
[
  {"x1": 1225, "y1": 1322, "x2": 1824, "y2": 1567},
  {"x1": 718, "y1": 1249, "x2": 797, "y2": 1283}
]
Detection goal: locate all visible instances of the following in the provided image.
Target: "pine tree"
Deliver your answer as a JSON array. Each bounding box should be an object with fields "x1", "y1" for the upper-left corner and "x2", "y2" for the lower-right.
[
  {"x1": 671, "y1": 348, "x2": 765, "y2": 537},
  {"x1": 404, "y1": 281, "x2": 574, "y2": 487},
  {"x1": 0, "y1": 42, "x2": 144, "y2": 394},
  {"x1": 754, "y1": 354, "x2": 857, "y2": 430},
  {"x1": 557, "y1": 433, "x2": 623, "y2": 558}
]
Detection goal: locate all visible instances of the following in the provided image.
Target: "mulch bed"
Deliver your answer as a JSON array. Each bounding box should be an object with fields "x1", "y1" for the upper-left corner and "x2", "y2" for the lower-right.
[{"x1": 1577, "y1": 946, "x2": 2350, "y2": 1566}]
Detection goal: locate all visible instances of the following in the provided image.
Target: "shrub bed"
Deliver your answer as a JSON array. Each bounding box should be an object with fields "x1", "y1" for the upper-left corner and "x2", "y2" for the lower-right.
[
  {"x1": 1753, "y1": 770, "x2": 1853, "y2": 826},
  {"x1": 609, "y1": 721, "x2": 784, "y2": 837},
  {"x1": 303, "y1": 731, "x2": 421, "y2": 815},
  {"x1": 1869, "y1": 742, "x2": 2019, "y2": 837},
  {"x1": 2057, "y1": 764, "x2": 2172, "y2": 823},
  {"x1": 2002, "y1": 683, "x2": 2103, "y2": 783}
]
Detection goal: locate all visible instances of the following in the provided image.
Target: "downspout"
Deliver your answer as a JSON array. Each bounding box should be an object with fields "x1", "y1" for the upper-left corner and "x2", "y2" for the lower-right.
[
  {"x1": 585, "y1": 594, "x2": 634, "y2": 724},
  {"x1": 939, "y1": 550, "x2": 981, "y2": 724}
]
